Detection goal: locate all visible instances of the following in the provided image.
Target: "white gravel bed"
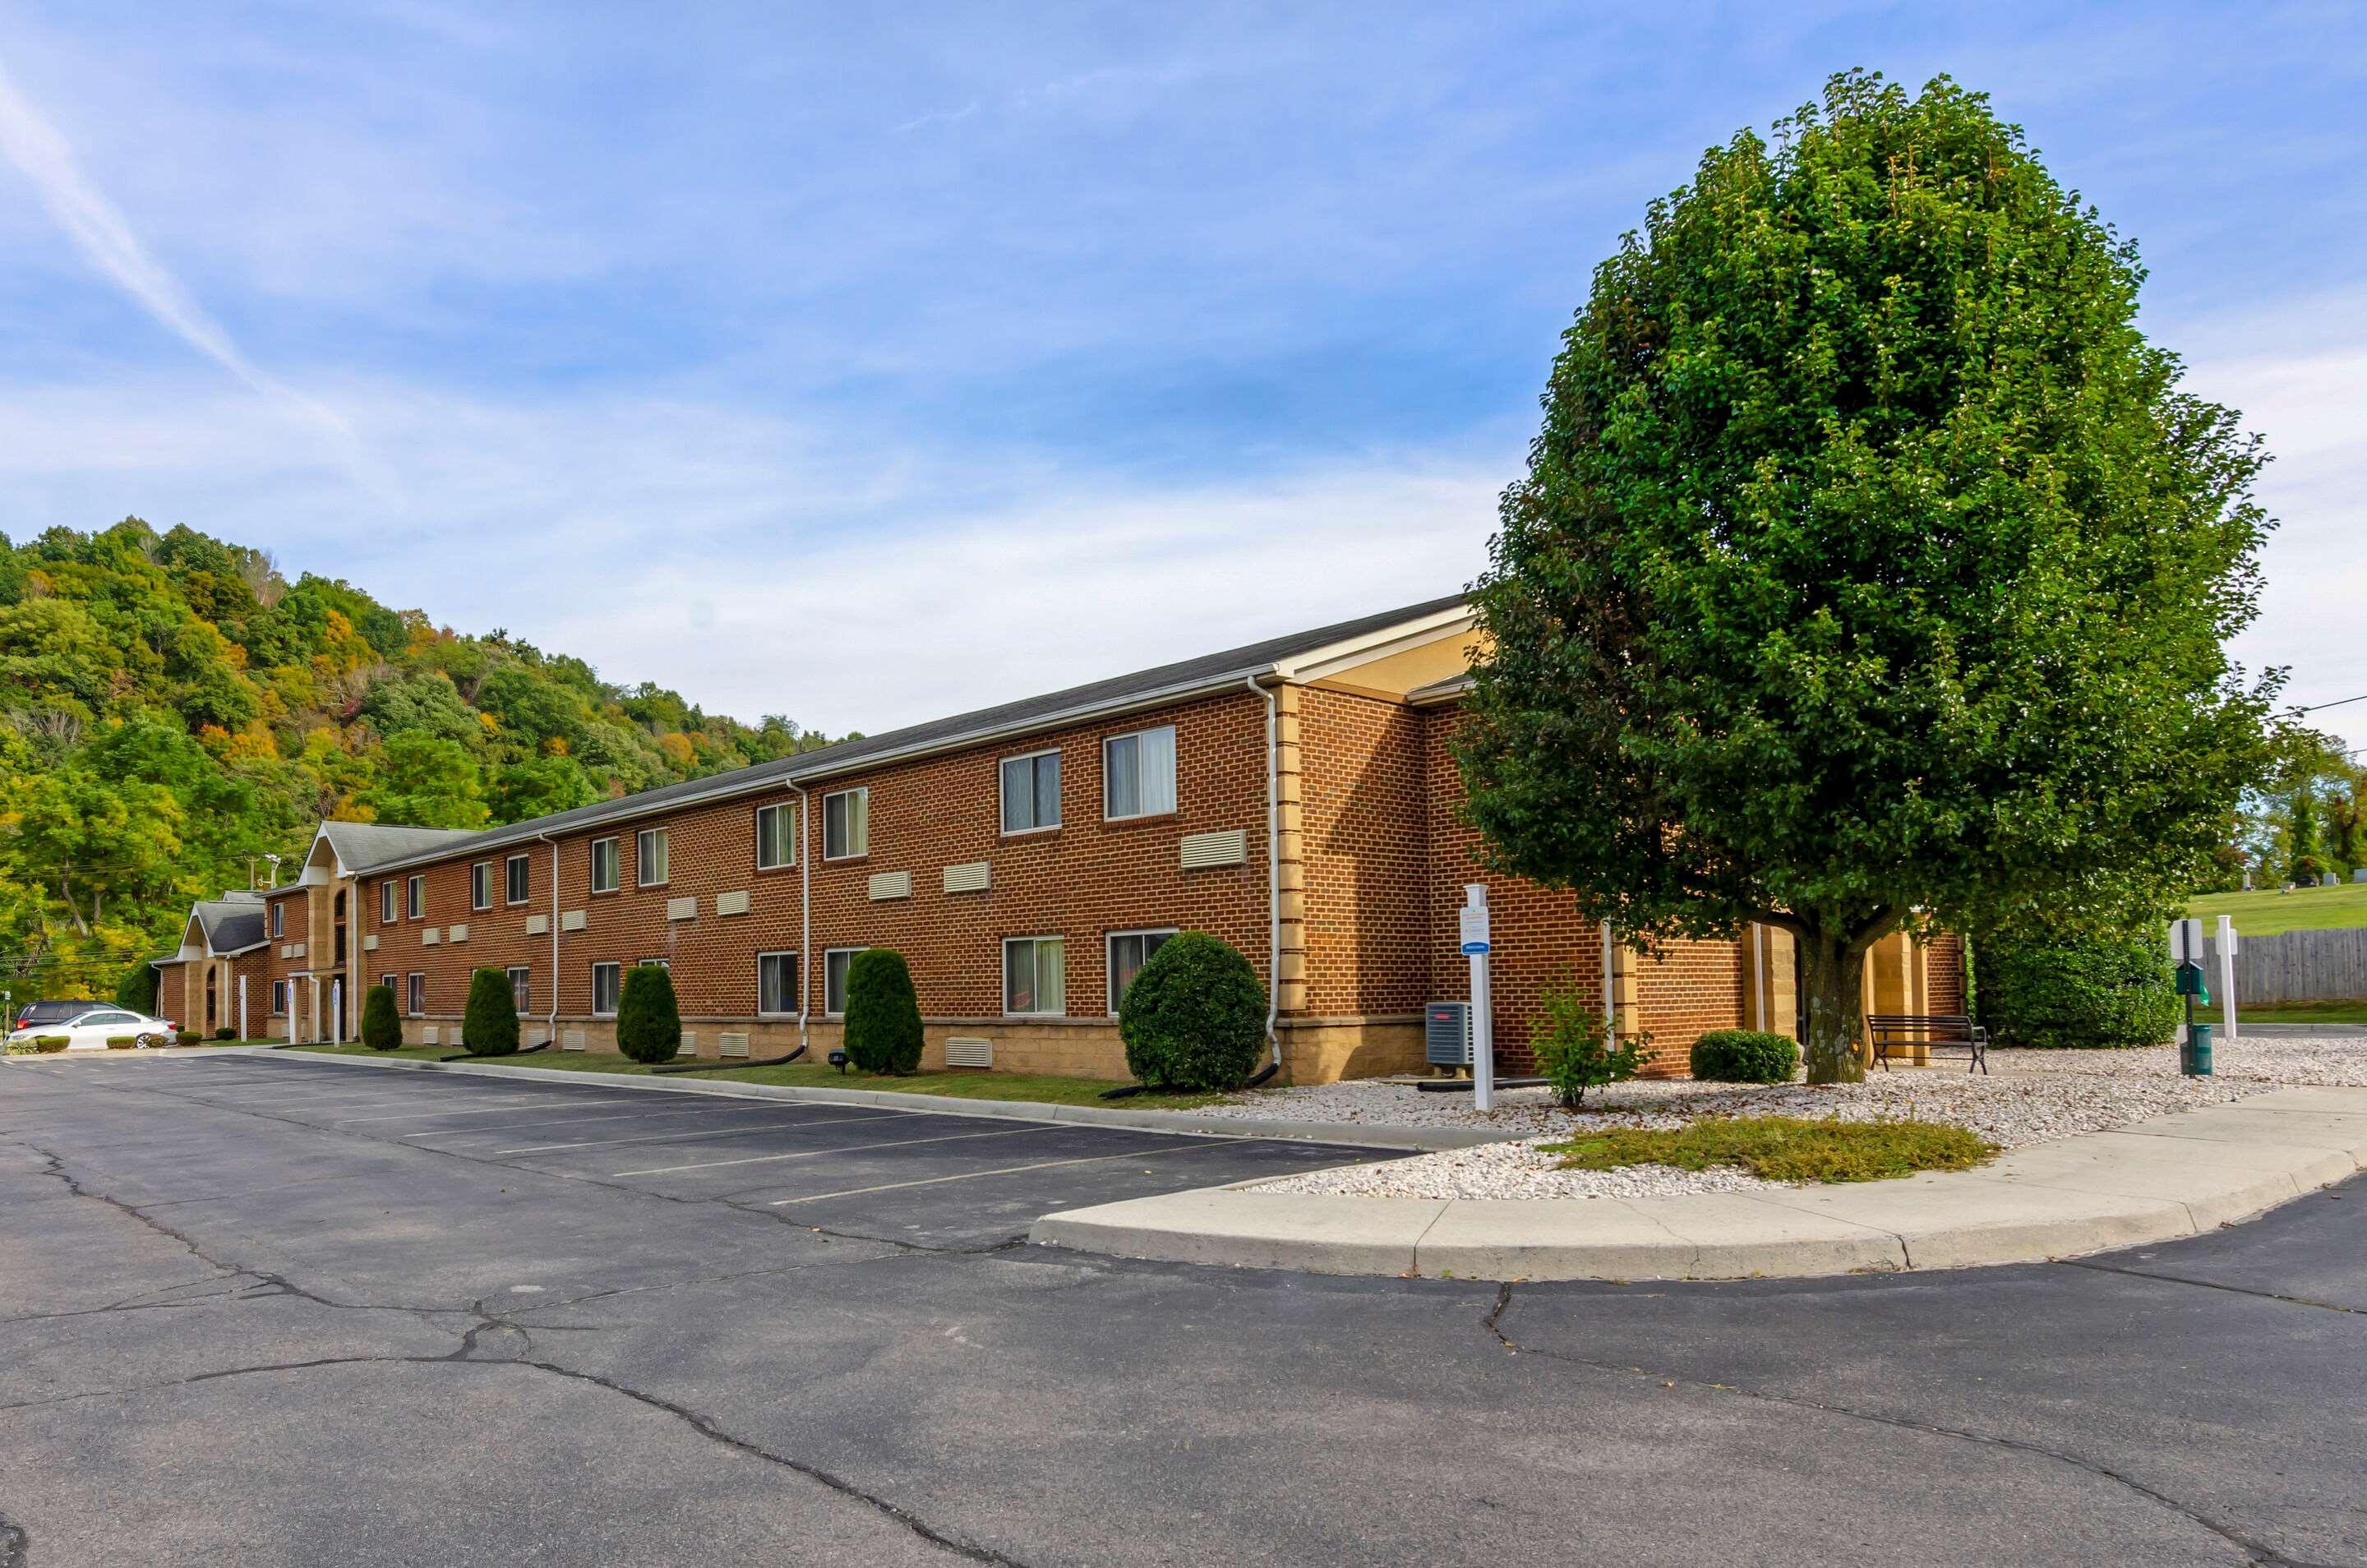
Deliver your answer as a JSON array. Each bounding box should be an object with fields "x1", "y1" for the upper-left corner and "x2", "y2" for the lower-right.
[{"x1": 1233, "y1": 1033, "x2": 2366, "y2": 1201}]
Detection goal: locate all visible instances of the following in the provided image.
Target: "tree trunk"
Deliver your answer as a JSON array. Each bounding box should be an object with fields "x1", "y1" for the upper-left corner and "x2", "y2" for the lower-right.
[{"x1": 1798, "y1": 930, "x2": 1868, "y2": 1084}]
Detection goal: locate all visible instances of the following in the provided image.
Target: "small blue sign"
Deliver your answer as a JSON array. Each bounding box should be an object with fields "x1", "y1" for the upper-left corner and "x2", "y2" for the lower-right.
[{"x1": 1460, "y1": 940, "x2": 1490, "y2": 956}]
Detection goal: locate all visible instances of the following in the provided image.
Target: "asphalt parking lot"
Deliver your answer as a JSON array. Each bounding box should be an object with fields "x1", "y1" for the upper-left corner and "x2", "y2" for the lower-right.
[{"x1": 7, "y1": 1051, "x2": 2365, "y2": 1568}]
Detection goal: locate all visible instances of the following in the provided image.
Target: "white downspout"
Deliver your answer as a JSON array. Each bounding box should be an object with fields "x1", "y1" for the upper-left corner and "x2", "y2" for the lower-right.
[
  {"x1": 1601, "y1": 922, "x2": 1617, "y2": 1041},
  {"x1": 538, "y1": 832, "x2": 561, "y2": 1046},
  {"x1": 791, "y1": 782, "x2": 810, "y2": 1056},
  {"x1": 1246, "y1": 676, "x2": 1281, "y2": 1068}
]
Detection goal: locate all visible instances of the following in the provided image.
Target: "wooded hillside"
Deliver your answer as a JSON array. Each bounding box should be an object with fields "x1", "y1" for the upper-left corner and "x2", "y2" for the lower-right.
[{"x1": 0, "y1": 518, "x2": 836, "y2": 1002}]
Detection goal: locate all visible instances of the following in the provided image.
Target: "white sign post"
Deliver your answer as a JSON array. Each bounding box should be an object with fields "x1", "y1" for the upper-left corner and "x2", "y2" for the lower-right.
[
  {"x1": 330, "y1": 979, "x2": 344, "y2": 1045},
  {"x1": 238, "y1": 975, "x2": 247, "y2": 1043},
  {"x1": 2216, "y1": 914, "x2": 2239, "y2": 1042},
  {"x1": 1460, "y1": 883, "x2": 1493, "y2": 1112}
]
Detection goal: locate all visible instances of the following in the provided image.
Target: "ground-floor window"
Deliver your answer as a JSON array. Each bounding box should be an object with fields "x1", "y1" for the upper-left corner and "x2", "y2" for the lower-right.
[
  {"x1": 590, "y1": 962, "x2": 621, "y2": 1017},
  {"x1": 1105, "y1": 929, "x2": 1176, "y2": 1013},
  {"x1": 823, "y1": 948, "x2": 864, "y2": 1017},
  {"x1": 270, "y1": 979, "x2": 288, "y2": 1015},
  {"x1": 407, "y1": 973, "x2": 425, "y2": 1016},
  {"x1": 508, "y1": 966, "x2": 531, "y2": 1014},
  {"x1": 1004, "y1": 936, "x2": 1066, "y2": 1017},
  {"x1": 759, "y1": 951, "x2": 799, "y2": 1017}
]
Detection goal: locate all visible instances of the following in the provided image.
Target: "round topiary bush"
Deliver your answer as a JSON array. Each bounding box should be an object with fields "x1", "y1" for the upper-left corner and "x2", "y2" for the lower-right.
[
  {"x1": 462, "y1": 967, "x2": 522, "y2": 1057},
  {"x1": 615, "y1": 964, "x2": 681, "y2": 1064},
  {"x1": 1690, "y1": 1029, "x2": 1798, "y2": 1084},
  {"x1": 1119, "y1": 932, "x2": 1267, "y2": 1091},
  {"x1": 842, "y1": 949, "x2": 923, "y2": 1075},
  {"x1": 214, "y1": 1026, "x2": 236, "y2": 1042},
  {"x1": 361, "y1": 981, "x2": 404, "y2": 1052},
  {"x1": 1975, "y1": 925, "x2": 2180, "y2": 1049}
]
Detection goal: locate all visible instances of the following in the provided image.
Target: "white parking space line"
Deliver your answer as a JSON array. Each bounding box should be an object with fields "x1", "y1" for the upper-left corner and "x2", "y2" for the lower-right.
[
  {"x1": 611, "y1": 1123, "x2": 1046, "y2": 1177},
  {"x1": 334, "y1": 1099, "x2": 619, "y2": 1124},
  {"x1": 399, "y1": 1105, "x2": 778, "y2": 1141},
  {"x1": 765, "y1": 1139, "x2": 1235, "y2": 1205},
  {"x1": 498, "y1": 1110, "x2": 911, "y2": 1155}
]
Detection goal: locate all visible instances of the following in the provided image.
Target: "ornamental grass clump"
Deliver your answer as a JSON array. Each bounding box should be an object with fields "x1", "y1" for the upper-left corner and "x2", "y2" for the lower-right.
[
  {"x1": 463, "y1": 967, "x2": 523, "y2": 1057},
  {"x1": 615, "y1": 965, "x2": 682, "y2": 1064},
  {"x1": 1544, "y1": 1116, "x2": 1995, "y2": 1184},
  {"x1": 842, "y1": 950, "x2": 923, "y2": 1075}
]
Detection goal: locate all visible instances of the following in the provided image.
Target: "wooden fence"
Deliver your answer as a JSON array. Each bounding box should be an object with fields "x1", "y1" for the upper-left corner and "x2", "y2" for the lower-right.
[{"x1": 2201, "y1": 928, "x2": 2367, "y2": 1005}]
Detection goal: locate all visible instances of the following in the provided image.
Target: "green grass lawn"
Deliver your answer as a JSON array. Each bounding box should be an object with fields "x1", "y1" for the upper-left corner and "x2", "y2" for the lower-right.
[
  {"x1": 2227, "y1": 1000, "x2": 2367, "y2": 1026},
  {"x1": 2188, "y1": 881, "x2": 2367, "y2": 938},
  {"x1": 284, "y1": 1042, "x2": 1225, "y2": 1109}
]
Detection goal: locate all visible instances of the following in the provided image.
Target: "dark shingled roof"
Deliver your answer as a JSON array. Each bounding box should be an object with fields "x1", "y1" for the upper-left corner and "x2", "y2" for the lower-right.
[
  {"x1": 191, "y1": 895, "x2": 268, "y2": 954},
  {"x1": 319, "y1": 820, "x2": 480, "y2": 871},
  {"x1": 353, "y1": 594, "x2": 1470, "y2": 874}
]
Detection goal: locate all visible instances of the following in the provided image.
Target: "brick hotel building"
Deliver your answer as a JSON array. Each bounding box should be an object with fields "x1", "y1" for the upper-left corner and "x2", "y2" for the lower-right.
[{"x1": 154, "y1": 597, "x2": 1963, "y2": 1081}]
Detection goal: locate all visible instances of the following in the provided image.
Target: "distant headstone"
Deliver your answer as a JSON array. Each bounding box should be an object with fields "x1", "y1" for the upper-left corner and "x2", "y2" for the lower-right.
[
  {"x1": 2355, "y1": 868, "x2": 2367, "y2": 883},
  {"x1": 2325, "y1": 872, "x2": 2342, "y2": 887}
]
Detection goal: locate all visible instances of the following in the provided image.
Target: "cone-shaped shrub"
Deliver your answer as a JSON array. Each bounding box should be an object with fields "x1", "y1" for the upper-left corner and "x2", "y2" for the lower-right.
[
  {"x1": 616, "y1": 964, "x2": 681, "y2": 1064},
  {"x1": 842, "y1": 949, "x2": 923, "y2": 1075},
  {"x1": 1119, "y1": 932, "x2": 1267, "y2": 1091},
  {"x1": 462, "y1": 967, "x2": 521, "y2": 1056},
  {"x1": 361, "y1": 984, "x2": 404, "y2": 1052}
]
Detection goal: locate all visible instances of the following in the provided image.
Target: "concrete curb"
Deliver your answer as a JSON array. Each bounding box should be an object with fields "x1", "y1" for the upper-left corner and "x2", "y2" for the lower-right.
[
  {"x1": 1029, "y1": 1086, "x2": 2367, "y2": 1281},
  {"x1": 205, "y1": 1047, "x2": 1510, "y2": 1152}
]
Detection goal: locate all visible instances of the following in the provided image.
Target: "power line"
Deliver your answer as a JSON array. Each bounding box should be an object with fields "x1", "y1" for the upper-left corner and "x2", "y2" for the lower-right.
[{"x1": 2300, "y1": 693, "x2": 2367, "y2": 714}]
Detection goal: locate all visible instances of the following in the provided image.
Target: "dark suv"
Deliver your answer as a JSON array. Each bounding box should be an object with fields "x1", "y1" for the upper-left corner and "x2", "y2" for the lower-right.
[{"x1": 12, "y1": 1000, "x2": 90, "y2": 1031}]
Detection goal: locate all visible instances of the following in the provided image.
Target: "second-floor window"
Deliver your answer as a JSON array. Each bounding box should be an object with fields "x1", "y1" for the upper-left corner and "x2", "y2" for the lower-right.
[
  {"x1": 1000, "y1": 749, "x2": 1061, "y2": 834},
  {"x1": 589, "y1": 837, "x2": 619, "y2": 893},
  {"x1": 406, "y1": 875, "x2": 424, "y2": 919},
  {"x1": 380, "y1": 881, "x2": 395, "y2": 923},
  {"x1": 637, "y1": 828, "x2": 669, "y2": 887},
  {"x1": 506, "y1": 854, "x2": 530, "y2": 904},
  {"x1": 470, "y1": 863, "x2": 493, "y2": 911},
  {"x1": 270, "y1": 902, "x2": 284, "y2": 938},
  {"x1": 756, "y1": 802, "x2": 797, "y2": 869},
  {"x1": 824, "y1": 789, "x2": 868, "y2": 860},
  {"x1": 1104, "y1": 726, "x2": 1177, "y2": 820}
]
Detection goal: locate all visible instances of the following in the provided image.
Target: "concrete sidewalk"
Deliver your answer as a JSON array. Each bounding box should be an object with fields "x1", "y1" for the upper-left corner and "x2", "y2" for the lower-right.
[{"x1": 1031, "y1": 1086, "x2": 2367, "y2": 1280}]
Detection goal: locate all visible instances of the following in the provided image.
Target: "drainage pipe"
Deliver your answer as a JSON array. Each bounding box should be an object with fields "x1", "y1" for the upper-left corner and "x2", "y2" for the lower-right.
[
  {"x1": 1245, "y1": 675, "x2": 1282, "y2": 1070},
  {"x1": 791, "y1": 782, "x2": 810, "y2": 1058},
  {"x1": 538, "y1": 831, "x2": 561, "y2": 1049}
]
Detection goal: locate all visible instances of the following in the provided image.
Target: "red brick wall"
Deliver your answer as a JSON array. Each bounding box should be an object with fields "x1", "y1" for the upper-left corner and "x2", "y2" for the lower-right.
[
  {"x1": 1298, "y1": 686, "x2": 1429, "y2": 1017},
  {"x1": 368, "y1": 689, "x2": 1272, "y2": 1032},
  {"x1": 1926, "y1": 930, "x2": 1967, "y2": 1015},
  {"x1": 1630, "y1": 937, "x2": 1750, "y2": 1072}
]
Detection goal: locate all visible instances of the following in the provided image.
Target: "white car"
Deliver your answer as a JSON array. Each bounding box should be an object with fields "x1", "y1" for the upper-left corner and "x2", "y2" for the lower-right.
[{"x1": 6, "y1": 1007, "x2": 179, "y2": 1052}]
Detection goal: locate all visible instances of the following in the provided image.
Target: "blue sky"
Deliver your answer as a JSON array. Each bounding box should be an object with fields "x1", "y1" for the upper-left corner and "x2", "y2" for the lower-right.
[{"x1": 1, "y1": 2, "x2": 2361, "y2": 746}]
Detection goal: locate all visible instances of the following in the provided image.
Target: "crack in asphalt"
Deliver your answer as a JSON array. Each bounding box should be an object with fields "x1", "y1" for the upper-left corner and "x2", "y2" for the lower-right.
[
  {"x1": 1482, "y1": 1283, "x2": 2338, "y2": 1568},
  {"x1": 2058, "y1": 1256, "x2": 2367, "y2": 1316},
  {"x1": 0, "y1": 1512, "x2": 24, "y2": 1568}
]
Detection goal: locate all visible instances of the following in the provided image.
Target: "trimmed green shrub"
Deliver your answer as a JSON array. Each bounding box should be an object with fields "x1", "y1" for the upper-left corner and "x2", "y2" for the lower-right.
[
  {"x1": 4, "y1": 1038, "x2": 40, "y2": 1054},
  {"x1": 213, "y1": 1026, "x2": 236, "y2": 1041},
  {"x1": 114, "y1": 962, "x2": 159, "y2": 1015},
  {"x1": 106, "y1": 1035, "x2": 137, "y2": 1050},
  {"x1": 1119, "y1": 932, "x2": 1267, "y2": 1091},
  {"x1": 615, "y1": 964, "x2": 681, "y2": 1064},
  {"x1": 35, "y1": 1035, "x2": 70, "y2": 1054},
  {"x1": 462, "y1": 967, "x2": 523, "y2": 1057},
  {"x1": 1690, "y1": 1029, "x2": 1799, "y2": 1084},
  {"x1": 842, "y1": 950, "x2": 923, "y2": 1075},
  {"x1": 1975, "y1": 925, "x2": 2181, "y2": 1049},
  {"x1": 1534, "y1": 980, "x2": 1646, "y2": 1108},
  {"x1": 361, "y1": 983, "x2": 403, "y2": 1052}
]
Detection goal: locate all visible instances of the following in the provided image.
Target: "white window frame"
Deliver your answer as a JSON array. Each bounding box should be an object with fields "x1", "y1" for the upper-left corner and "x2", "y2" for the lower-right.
[
  {"x1": 470, "y1": 862, "x2": 493, "y2": 911},
  {"x1": 406, "y1": 875, "x2": 425, "y2": 920},
  {"x1": 1105, "y1": 927, "x2": 1179, "y2": 1015},
  {"x1": 999, "y1": 748, "x2": 1062, "y2": 836},
  {"x1": 406, "y1": 972, "x2": 424, "y2": 1017},
  {"x1": 822, "y1": 789, "x2": 869, "y2": 861},
  {"x1": 636, "y1": 827, "x2": 669, "y2": 888},
  {"x1": 755, "y1": 802, "x2": 798, "y2": 870},
  {"x1": 638, "y1": 956, "x2": 668, "y2": 970},
  {"x1": 758, "y1": 950, "x2": 799, "y2": 1017},
  {"x1": 506, "y1": 966, "x2": 531, "y2": 1015},
  {"x1": 823, "y1": 947, "x2": 865, "y2": 1017},
  {"x1": 1102, "y1": 725, "x2": 1178, "y2": 821},
  {"x1": 379, "y1": 881, "x2": 395, "y2": 923},
  {"x1": 270, "y1": 980, "x2": 288, "y2": 1015},
  {"x1": 270, "y1": 901, "x2": 284, "y2": 938},
  {"x1": 590, "y1": 962, "x2": 621, "y2": 1017},
  {"x1": 589, "y1": 837, "x2": 619, "y2": 894},
  {"x1": 505, "y1": 853, "x2": 530, "y2": 906},
  {"x1": 1003, "y1": 935, "x2": 1068, "y2": 1018}
]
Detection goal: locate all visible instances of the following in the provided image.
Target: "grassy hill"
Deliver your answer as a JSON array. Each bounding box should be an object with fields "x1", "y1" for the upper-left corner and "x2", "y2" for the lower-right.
[
  {"x1": 2187, "y1": 881, "x2": 2367, "y2": 938},
  {"x1": 0, "y1": 517, "x2": 837, "y2": 1002}
]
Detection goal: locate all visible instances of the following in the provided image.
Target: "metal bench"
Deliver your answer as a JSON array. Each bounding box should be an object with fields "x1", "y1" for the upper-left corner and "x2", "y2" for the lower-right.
[{"x1": 1867, "y1": 1013, "x2": 1988, "y2": 1074}]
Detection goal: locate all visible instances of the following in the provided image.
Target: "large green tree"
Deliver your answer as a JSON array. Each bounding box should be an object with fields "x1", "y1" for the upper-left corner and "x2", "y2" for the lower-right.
[{"x1": 1459, "y1": 72, "x2": 2277, "y2": 1083}]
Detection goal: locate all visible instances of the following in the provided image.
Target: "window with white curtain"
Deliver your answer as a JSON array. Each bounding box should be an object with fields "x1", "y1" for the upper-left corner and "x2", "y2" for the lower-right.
[
  {"x1": 1103, "y1": 726, "x2": 1176, "y2": 819},
  {"x1": 1106, "y1": 929, "x2": 1176, "y2": 1013},
  {"x1": 1004, "y1": 936, "x2": 1066, "y2": 1016},
  {"x1": 1000, "y1": 749, "x2": 1061, "y2": 833}
]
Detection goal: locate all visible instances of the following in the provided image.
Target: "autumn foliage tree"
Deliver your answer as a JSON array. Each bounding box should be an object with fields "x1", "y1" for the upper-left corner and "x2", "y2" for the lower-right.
[{"x1": 1459, "y1": 72, "x2": 2277, "y2": 1083}]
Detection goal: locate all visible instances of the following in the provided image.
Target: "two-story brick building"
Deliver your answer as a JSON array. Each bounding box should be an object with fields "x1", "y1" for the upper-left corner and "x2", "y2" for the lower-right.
[{"x1": 157, "y1": 597, "x2": 1962, "y2": 1079}]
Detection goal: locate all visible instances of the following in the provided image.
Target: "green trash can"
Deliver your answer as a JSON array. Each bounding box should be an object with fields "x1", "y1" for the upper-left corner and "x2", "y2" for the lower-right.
[{"x1": 2181, "y1": 1022, "x2": 2213, "y2": 1077}]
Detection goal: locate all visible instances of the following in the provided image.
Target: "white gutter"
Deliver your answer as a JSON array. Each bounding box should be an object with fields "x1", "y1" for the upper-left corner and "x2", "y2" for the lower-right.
[
  {"x1": 1246, "y1": 675, "x2": 1282, "y2": 1068},
  {"x1": 791, "y1": 781, "x2": 810, "y2": 1056}
]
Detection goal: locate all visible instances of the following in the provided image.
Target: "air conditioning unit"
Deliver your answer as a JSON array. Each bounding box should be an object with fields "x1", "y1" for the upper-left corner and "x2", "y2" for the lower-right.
[{"x1": 1425, "y1": 1001, "x2": 1473, "y2": 1068}]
